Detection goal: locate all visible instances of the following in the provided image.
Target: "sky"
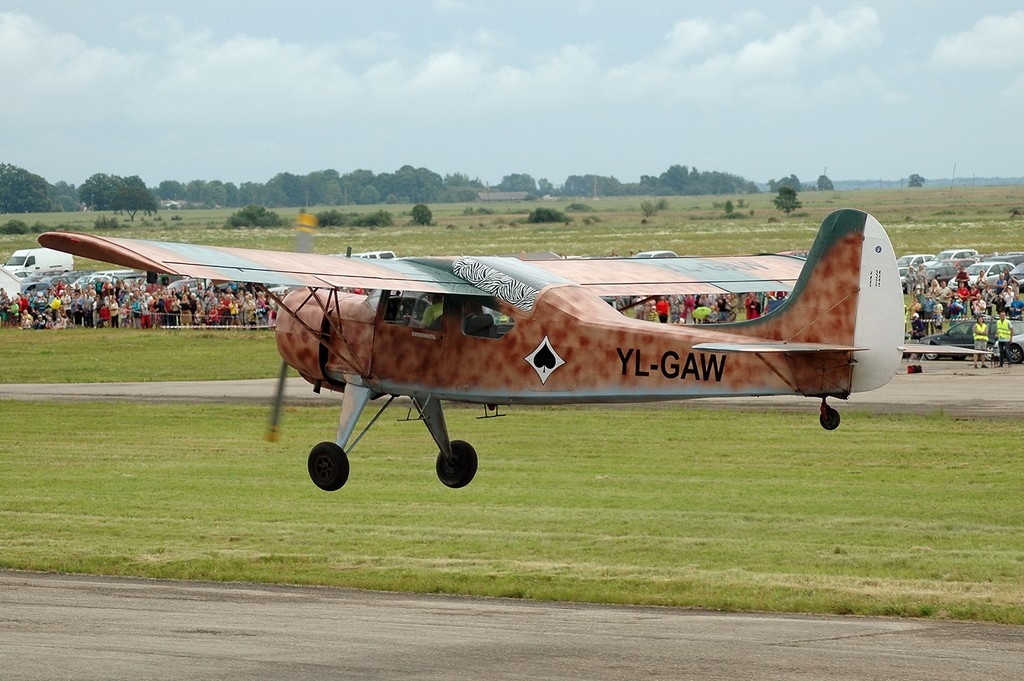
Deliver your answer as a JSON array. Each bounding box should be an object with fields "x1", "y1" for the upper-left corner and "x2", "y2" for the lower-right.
[{"x1": 2, "y1": 1, "x2": 1023, "y2": 188}]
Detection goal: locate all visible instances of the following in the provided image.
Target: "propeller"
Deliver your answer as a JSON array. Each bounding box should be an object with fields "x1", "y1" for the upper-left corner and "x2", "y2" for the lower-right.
[{"x1": 265, "y1": 212, "x2": 319, "y2": 442}]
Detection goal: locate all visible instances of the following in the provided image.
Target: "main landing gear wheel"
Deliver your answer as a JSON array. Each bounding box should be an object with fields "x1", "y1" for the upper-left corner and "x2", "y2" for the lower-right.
[
  {"x1": 819, "y1": 401, "x2": 841, "y2": 431},
  {"x1": 308, "y1": 441, "x2": 350, "y2": 491},
  {"x1": 436, "y1": 440, "x2": 478, "y2": 489}
]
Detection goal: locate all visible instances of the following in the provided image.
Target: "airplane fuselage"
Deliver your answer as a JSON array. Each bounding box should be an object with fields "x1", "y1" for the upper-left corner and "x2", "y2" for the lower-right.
[{"x1": 281, "y1": 285, "x2": 857, "y2": 405}]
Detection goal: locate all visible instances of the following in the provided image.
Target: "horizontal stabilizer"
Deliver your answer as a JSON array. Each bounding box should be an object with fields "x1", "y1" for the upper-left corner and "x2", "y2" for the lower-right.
[
  {"x1": 901, "y1": 344, "x2": 990, "y2": 356},
  {"x1": 693, "y1": 341, "x2": 864, "y2": 354}
]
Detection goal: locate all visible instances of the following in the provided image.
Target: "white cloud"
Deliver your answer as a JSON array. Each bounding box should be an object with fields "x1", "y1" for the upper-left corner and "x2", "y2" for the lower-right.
[
  {"x1": 0, "y1": 12, "x2": 143, "y2": 98},
  {"x1": 603, "y1": 7, "x2": 880, "y2": 105},
  {"x1": 931, "y1": 10, "x2": 1024, "y2": 69}
]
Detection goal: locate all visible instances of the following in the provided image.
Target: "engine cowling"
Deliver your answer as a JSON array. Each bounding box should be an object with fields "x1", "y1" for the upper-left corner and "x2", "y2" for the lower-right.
[{"x1": 274, "y1": 289, "x2": 375, "y2": 391}]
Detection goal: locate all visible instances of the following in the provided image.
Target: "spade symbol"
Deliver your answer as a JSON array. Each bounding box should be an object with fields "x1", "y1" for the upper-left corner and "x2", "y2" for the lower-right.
[
  {"x1": 525, "y1": 336, "x2": 565, "y2": 385},
  {"x1": 533, "y1": 344, "x2": 557, "y2": 370}
]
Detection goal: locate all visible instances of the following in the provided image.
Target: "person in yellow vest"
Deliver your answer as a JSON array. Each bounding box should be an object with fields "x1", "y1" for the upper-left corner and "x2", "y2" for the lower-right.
[
  {"x1": 973, "y1": 314, "x2": 990, "y2": 369},
  {"x1": 995, "y1": 310, "x2": 1014, "y2": 368}
]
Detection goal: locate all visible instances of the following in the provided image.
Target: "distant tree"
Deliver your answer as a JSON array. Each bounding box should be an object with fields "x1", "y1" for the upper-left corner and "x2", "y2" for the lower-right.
[
  {"x1": 48, "y1": 180, "x2": 80, "y2": 212},
  {"x1": 723, "y1": 199, "x2": 735, "y2": 215},
  {"x1": 80, "y1": 173, "x2": 125, "y2": 211},
  {"x1": 816, "y1": 174, "x2": 834, "y2": 191},
  {"x1": 1, "y1": 219, "x2": 29, "y2": 234},
  {"x1": 316, "y1": 209, "x2": 353, "y2": 227},
  {"x1": 226, "y1": 205, "x2": 285, "y2": 228},
  {"x1": 657, "y1": 164, "x2": 691, "y2": 194},
  {"x1": 156, "y1": 179, "x2": 188, "y2": 202},
  {"x1": 349, "y1": 210, "x2": 393, "y2": 227},
  {"x1": 773, "y1": 186, "x2": 802, "y2": 215},
  {"x1": 0, "y1": 163, "x2": 52, "y2": 213},
  {"x1": 496, "y1": 173, "x2": 537, "y2": 194},
  {"x1": 527, "y1": 207, "x2": 568, "y2": 223},
  {"x1": 640, "y1": 200, "x2": 657, "y2": 219},
  {"x1": 410, "y1": 203, "x2": 432, "y2": 225},
  {"x1": 908, "y1": 174, "x2": 925, "y2": 188},
  {"x1": 768, "y1": 174, "x2": 802, "y2": 192},
  {"x1": 111, "y1": 176, "x2": 158, "y2": 221},
  {"x1": 357, "y1": 185, "x2": 380, "y2": 205}
]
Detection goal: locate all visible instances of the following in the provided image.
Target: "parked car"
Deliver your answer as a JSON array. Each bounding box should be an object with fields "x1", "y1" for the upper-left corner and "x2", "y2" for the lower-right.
[
  {"x1": 632, "y1": 250, "x2": 678, "y2": 258},
  {"x1": 990, "y1": 253, "x2": 1024, "y2": 267},
  {"x1": 898, "y1": 254, "x2": 933, "y2": 268},
  {"x1": 1009, "y1": 262, "x2": 1024, "y2": 287},
  {"x1": 20, "y1": 275, "x2": 70, "y2": 294},
  {"x1": 926, "y1": 248, "x2": 978, "y2": 266},
  {"x1": 961, "y1": 261, "x2": 1014, "y2": 287},
  {"x1": 918, "y1": 318, "x2": 1024, "y2": 363},
  {"x1": 898, "y1": 254, "x2": 934, "y2": 291},
  {"x1": 924, "y1": 262, "x2": 958, "y2": 288}
]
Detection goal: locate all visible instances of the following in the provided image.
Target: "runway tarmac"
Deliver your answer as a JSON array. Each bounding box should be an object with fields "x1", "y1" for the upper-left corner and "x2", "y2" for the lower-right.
[
  {"x1": 2, "y1": 359, "x2": 1021, "y2": 679},
  {"x1": 2, "y1": 571, "x2": 1022, "y2": 681},
  {"x1": 1, "y1": 357, "x2": 1018, "y2": 417}
]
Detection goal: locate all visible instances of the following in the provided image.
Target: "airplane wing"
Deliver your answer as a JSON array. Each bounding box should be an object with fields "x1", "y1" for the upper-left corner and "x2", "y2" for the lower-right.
[
  {"x1": 37, "y1": 232, "x2": 488, "y2": 296},
  {"x1": 525, "y1": 254, "x2": 806, "y2": 296},
  {"x1": 39, "y1": 232, "x2": 805, "y2": 306}
]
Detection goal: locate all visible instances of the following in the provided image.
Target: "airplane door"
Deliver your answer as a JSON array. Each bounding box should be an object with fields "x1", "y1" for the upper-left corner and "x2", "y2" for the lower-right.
[{"x1": 370, "y1": 292, "x2": 448, "y2": 390}]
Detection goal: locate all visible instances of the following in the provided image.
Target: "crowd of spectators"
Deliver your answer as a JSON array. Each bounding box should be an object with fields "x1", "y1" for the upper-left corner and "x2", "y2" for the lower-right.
[
  {"x1": 6, "y1": 262, "x2": 1021, "y2": 334},
  {"x1": 618, "y1": 291, "x2": 788, "y2": 324},
  {"x1": 1, "y1": 277, "x2": 278, "y2": 330},
  {"x1": 906, "y1": 264, "x2": 1023, "y2": 336}
]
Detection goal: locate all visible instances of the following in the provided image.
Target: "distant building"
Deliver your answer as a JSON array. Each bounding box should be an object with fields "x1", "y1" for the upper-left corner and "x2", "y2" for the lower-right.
[{"x1": 476, "y1": 191, "x2": 529, "y2": 202}]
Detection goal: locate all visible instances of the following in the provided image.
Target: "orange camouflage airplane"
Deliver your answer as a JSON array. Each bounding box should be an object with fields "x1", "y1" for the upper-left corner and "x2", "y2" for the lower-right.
[{"x1": 40, "y1": 208, "x2": 904, "y2": 492}]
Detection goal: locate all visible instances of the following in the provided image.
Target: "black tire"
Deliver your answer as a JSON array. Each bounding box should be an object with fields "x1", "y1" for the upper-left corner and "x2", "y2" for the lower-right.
[
  {"x1": 819, "y1": 407, "x2": 841, "y2": 431},
  {"x1": 1010, "y1": 344, "x2": 1024, "y2": 364},
  {"x1": 307, "y1": 441, "x2": 349, "y2": 491},
  {"x1": 436, "y1": 440, "x2": 478, "y2": 489}
]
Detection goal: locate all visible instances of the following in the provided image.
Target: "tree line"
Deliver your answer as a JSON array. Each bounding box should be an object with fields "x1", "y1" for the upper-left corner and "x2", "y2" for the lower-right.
[{"x1": 1, "y1": 162, "x2": 767, "y2": 215}]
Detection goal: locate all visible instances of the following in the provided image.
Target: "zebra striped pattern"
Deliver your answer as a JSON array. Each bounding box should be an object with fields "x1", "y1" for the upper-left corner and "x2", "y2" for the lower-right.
[{"x1": 453, "y1": 257, "x2": 540, "y2": 311}]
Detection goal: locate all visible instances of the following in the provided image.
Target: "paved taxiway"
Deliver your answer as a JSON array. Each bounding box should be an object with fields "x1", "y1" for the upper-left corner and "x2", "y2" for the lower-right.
[
  {"x1": 1, "y1": 359, "x2": 1021, "y2": 679},
  {"x1": 2, "y1": 571, "x2": 1023, "y2": 681},
  {"x1": 1, "y1": 358, "x2": 1018, "y2": 417}
]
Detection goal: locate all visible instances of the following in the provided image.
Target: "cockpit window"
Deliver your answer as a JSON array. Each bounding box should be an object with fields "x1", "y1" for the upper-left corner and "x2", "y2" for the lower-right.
[
  {"x1": 458, "y1": 299, "x2": 515, "y2": 339},
  {"x1": 382, "y1": 291, "x2": 429, "y2": 326}
]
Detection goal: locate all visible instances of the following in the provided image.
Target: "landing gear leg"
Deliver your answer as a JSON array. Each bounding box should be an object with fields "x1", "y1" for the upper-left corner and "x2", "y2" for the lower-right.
[
  {"x1": 414, "y1": 395, "x2": 479, "y2": 488},
  {"x1": 819, "y1": 398, "x2": 841, "y2": 430},
  {"x1": 306, "y1": 383, "x2": 374, "y2": 492}
]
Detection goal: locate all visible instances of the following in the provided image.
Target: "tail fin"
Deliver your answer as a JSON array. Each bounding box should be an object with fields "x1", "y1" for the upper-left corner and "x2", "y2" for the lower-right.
[{"x1": 740, "y1": 209, "x2": 904, "y2": 392}]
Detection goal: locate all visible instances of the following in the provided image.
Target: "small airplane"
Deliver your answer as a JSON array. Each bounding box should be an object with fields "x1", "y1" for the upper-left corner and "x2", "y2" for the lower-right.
[{"x1": 40, "y1": 208, "x2": 905, "y2": 492}]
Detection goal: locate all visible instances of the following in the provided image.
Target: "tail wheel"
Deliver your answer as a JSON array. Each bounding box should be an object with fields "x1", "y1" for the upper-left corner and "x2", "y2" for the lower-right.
[
  {"x1": 819, "y1": 404, "x2": 841, "y2": 431},
  {"x1": 436, "y1": 440, "x2": 478, "y2": 489},
  {"x1": 308, "y1": 441, "x2": 349, "y2": 491}
]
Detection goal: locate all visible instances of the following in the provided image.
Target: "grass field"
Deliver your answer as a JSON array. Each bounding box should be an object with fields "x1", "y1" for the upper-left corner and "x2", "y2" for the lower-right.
[
  {"x1": 0, "y1": 327, "x2": 283, "y2": 383},
  {"x1": 4, "y1": 186, "x2": 1024, "y2": 268},
  {"x1": 1, "y1": 400, "x2": 1021, "y2": 623},
  {"x1": 3, "y1": 187, "x2": 1024, "y2": 624}
]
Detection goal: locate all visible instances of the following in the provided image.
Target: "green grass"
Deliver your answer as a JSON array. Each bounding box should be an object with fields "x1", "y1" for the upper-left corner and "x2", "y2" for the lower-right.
[
  {"x1": 4, "y1": 186, "x2": 1024, "y2": 622},
  {"x1": 0, "y1": 327, "x2": 283, "y2": 382},
  {"x1": 4, "y1": 186, "x2": 1024, "y2": 267},
  {"x1": 1, "y1": 401, "x2": 1022, "y2": 623}
]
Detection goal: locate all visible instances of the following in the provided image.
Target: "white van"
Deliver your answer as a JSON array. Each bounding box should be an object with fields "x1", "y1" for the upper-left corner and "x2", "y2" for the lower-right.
[
  {"x1": 329, "y1": 250, "x2": 397, "y2": 260},
  {"x1": 4, "y1": 248, "x2": 74, "y2": 277}
]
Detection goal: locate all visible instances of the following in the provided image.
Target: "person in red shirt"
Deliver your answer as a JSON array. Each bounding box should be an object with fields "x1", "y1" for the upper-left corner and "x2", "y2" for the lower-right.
[
  {"x1": 655, "y1": 296, "x2": 670, "y2": 323},
  {"x1": 744, "y1": 292, "x2": 762, "y2": 320}
]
